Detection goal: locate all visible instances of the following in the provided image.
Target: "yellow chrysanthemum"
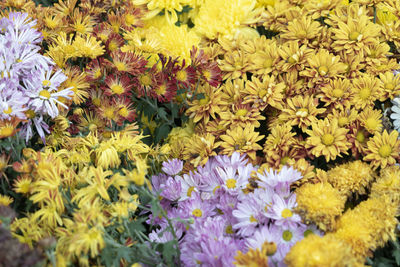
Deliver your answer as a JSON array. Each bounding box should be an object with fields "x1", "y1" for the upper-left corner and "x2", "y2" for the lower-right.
[
  {"x1": 379, "y1": 71, "x2": 400, "y2": 100},
  {"x1": 326, "y1": 160, "x2": 375, "y2": 196},
  {"x1": 295, "y1": 182, "x2": 346, "y2": 231},
  {"x1": 285, "y1": 234, "x2": 359, "y2": 267},
  {"x1": 281, "y1": 16, "x2": 322, "y2": 44},
  {"x1": 305, "y1": 118, "x2": 350, "y2": 162},
  {"x1": 363, "y1": 130, "x2": 400, "y2": 169},
  {"x1": 234, "y1": 244, "x2": 269, "y2": 267},
  {"x1": 186, "y1": 84, "x2": 222, "y2": 124},
  {"x1": 277, "y1": 41, "x2": 312, "y2": 73},
  {"x1": 278, "y1": 95, "x2": 325, "y2": 131},
  {"x1": 0, "y1": 194, "x2": 13, "y2": 206},
  {"x1": 318, "y1": 78, "x2": 353, "y2": 109},
  {"x1": 351, "y1": 75, "x2": 383, "y2": 110},
  {"x1": 327, "y1": 108, "x2": 358, "y2": 128},
  {"x1": 182, "y1": 133, "x2": 219, "y2": 167},
  {"x1": 218, "y1": 124, "x2": 264, "y2": 161},
  {"x1": 358, "y1": 107, "x2": 383, "y2": 134},
  {"x1": 132, "y1": 0, "x2": 192, "y2": 22}
]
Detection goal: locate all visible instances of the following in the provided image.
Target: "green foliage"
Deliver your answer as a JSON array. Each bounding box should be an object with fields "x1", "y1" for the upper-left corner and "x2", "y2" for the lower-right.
[{"x1": 369, "y1": 238, "x2": 400, "y2": 267}]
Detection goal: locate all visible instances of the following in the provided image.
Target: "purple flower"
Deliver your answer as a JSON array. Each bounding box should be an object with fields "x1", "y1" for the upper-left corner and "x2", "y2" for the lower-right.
[
  {"x1": 19, "y1": 115, "x2": 50, "y2": 143},
  {"x1": 266, "y1": 193, "x2": 301, "y2": 228},
  {"x1": 160, "y1": 176, "x2": 182, "y2": 201},
  {"x1": 215, "y1": 151, "x2": 248, "y2": 169},
  {"x1": 162, "y1": 158, "x2": 183, "y2": 176},
  {"x1": 180, "y1": 193, "x2": 215, "y2": 220},
  {"x1": 270, "y1": 223, "x2": 305, "y2": 262},
  {"x1": 0, "y1": 79, "x2": 28, "y2": 120},
  {"x1": 232, "y1": 196, "x2": 263, "y2": 237}
]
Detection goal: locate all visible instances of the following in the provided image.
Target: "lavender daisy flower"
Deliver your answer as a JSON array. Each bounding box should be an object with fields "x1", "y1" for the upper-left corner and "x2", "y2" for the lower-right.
[
  {"x1": 5, "y1": 12, "x2": 37, "y2": 32},
  {"x1": 257, "y1": 166, "x2": 302, "y2": 196},
  {"x1": 180, "y1": 193, "x2": 215, "y2": 220},
  {"x1": 216, "y1": 165, "x2": 253, "y2": 195},
  {"x1": 176, "y1": 173, "x2": 200, "y2": 201},
  {"x1": 270, "y1": 223, "x2": 305, "y2": 262},
  {"x1": 19, "y1": 115, "x2": 50, "y2": 143},
  {"x1": 0, "y1": 79, "x2": 28, "y2": 120},
  {"x1": 162, "y1": 158, "x2": 183, "y2": 176},
  {"x1": 267, "y1": 193, "x2": 301, "y2": 228},
  {"x1": 232, "y1": 196, "x2": 263, "y2": 237},
  {"x1": 159, "y1": 176, "x2": 182, "y2": 201},
  {"x1": 215, "y1": 151, "x2": 248, "y2": 169}
]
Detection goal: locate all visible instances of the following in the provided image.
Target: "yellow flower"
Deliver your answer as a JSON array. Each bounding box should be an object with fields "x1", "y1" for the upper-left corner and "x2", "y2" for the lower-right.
[
  {"x1": 285, "y1": 234, "x2": 359, "y2": 267},
  {"x1": 193, "y1": 0, "x2": 262, "y2": 39},
  {"x1": 219, "y1": 104, "x2": 265, "y2": 128},
  {"x1": 0, "y1": 194, "x2": 13, "y2": 206},
  {"x1": 95, "y1": 140, "x2": 121, "y2": 169},
  {"x1": 234, "y1": 244, "x2": 269, "y2": 267},
  {"x1": 243, "y1": 74, "x2": 285, "y2": 110},
  {"x1": 277, "y1": 41, "x2": 312, "y2": 73},
  {"x1": 218, "y1": 124, "x2": 264, "y2": 161},
  {"x1": 326, "y1": 161, "x2": 375, "y2": 196},
  {"x1": 218, "y1": 50, "x2": 251, "y2": 80},
  {"x1": 363, "y1": 130, "x2": 400, "y2": 169},
  {"x1": 358, "y1": 107, "x2": 383, "y2": 134},
  {"x1": 351, "y1": 75, "x2": 383, "y2": 110},
  {"x1": 279, "y1": 95, "x2": 326, "y2": 132},
  {"x1": 263, "y1": 123, "x2": 296, "y2": 157},
  {"x1": 295, "y1": 182, "x2": 346, "y2": 231},
  {"x1": 371, "y1": 165, "x2": 400, "y2": 203},
  {"x1": 186, "y1": 84, "x2": 222, "y2": 124},
  {"x1": 327, "y1": 107, "x2": 358, "y2": 128},
  {"x1": 72, "y1": 35, "x2": 105, "y2": 59},
  {"x1": 379, "y1": 71, "x2": 400, "y2": 100},
  {"x1": 182, "y1": 133, "x2": 219, "y2": 167},
  {"x1": 70, "y1": 9, "x2": 94, "y2": 35},
  {"x1": 13, "y1": 176, "x2": 32, "y2": 195},
  {"x1": 132, "y1": 0, "x2": 193, "y2": 22},
  {"x1": 62, "y1": 66, "x2": 90, "y2": 105},
  {"x1": 281, "y1": 16, "x2": 322, "y2": 44},
  {"x1": 306, "y1": 118, "x2": 350, "y2": 162},
  {"x1": 318, "y1": 78, "x2": 353, "y2": 109}
]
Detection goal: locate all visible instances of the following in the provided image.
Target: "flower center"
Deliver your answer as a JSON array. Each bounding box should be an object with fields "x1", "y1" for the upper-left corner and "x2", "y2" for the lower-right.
[
  {"x1": 187, "y1": 186, "x2": 195, "y2": 197},
  {"x1": 156, "y1": 84, "x2": 167, "y2": 95},
  {"x1": 249, "y1": 215, "x2": 258, "y2": 223},
  {"x1": 118, "y1": 107, "x2": 128, "y2": 117},
  {"x1": 111, "y1": 84, "x2": 124, "y2": 95},
  {"x1": 139, "y1": 74, "x2": 152, "y2": 86},
  {"x1": 25, "y1": 109, "x2": 35, "y2": 119},
  {"x1": 280, "y1": 156, "x2": 290, "y2": 165},
  {"x1": 385, "y1": 82, "x2": 395, "y2": 91},
  {"x1": 296, "y1": 108, "x2": 308, "y2": 118},
  {"x1": 115, "y1": 62, "x2": 127, "y2": 71},
  {"x1": 264, "y1": 58, "x2": 273, "y2": 68},
  {"x1": 332, "y1": 88, "x2": 344, "y2": 98},
  {"x1": 349, "y1": 31, "x2": 361, "y2": 41},
  {"x1": 176, "y1": 70, "x2": 187, "y2": 82},
  {"x1": 282, "y1": 230, "x2": 293, "y2": 242},
  {"x1": 94, "y1": 69, "x2": 102, "y2": 79},
  {"x1": 74, "y1": 23, "x2": 86, "y2": 34},
  {"x1": 108, "y1": 41, "x2": 118, "y2": 52},
  {"x1": 321, "y1": 133, "x2": 335, "y2": 146},
  {"x1": 304, "y1": 229, "x2": 314, "y2": 237},
  {"x1": 297, "y1": 29, "x2": 307, "y2": 38},
  {"x1": 39, "y1": 90, "x2": 51, "y2": 99},
  {"x1": 379, "y1": 144, "x2": 392, "y2": 158},
  {"x1": 236, "y1": 109, "x2": 248, "y2": 116},
  {"x1": 199, "y1": 95, "x2": 210, "y2": 105},
  {"x1": 288, "y1": 54, "x2": 298, "y2": 64},
  {"x1": 318, "y1": 66, "x2": 328, "y2": 76},
  {"x1": 104, "y1": 108, "x2": 116, "y2": 119},
  {"x1": 192, "y1": 208, "x2": 202, "y2": 218},
  {"x1": 92, "y1": 98, "x2": 101, "y2": 107},
  {"x1": 365, "y1": 118, "x2": 379, "y2": 131},
  {"x1": 226, "y1": 178, "x2": 237, "y2": 189},
  {"x1": 356, "y1": 131, "x2": 365, "y2": 143},
  {"x1": 359, "y1": 88, "x2": 371, "y2": 100},
  {"x1": 281, "y1": 208, "x2": 293, "y2": 218},
  {"x1": 0, "y1": 126, "x2": 14, "y2": 137},
  {"x1": 3, "y1": 107, "x2": 12, "y2": 114},
  {"x1": 225, "y1": 225, "x2": 234, "y2": 234}
]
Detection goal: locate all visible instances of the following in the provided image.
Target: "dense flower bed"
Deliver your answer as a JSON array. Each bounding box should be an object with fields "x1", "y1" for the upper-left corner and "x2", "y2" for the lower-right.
[{"x1": 1, "y1": 0, "x2": 400, "y2": 266}]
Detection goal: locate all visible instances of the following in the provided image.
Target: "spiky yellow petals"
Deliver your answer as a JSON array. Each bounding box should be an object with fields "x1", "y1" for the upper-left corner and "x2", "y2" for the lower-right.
[
  {"x1": 371, "y1": 165, "x2": 400, "y2": 203},
  {"x1": 295, "y1": 182, "x2": 346, "y2": 231},
  {"x1": 234, "y1": 244, "x2": 269, "y2": 267},
  {"x1": 363, "y1": 130, "x2": 400, "y2": 169}
]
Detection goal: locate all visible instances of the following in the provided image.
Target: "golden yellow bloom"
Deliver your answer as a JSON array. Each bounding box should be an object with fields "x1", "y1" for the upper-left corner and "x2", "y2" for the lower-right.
[
  {"x1": 305, "y1": 118, "x2": 350, "y2": 162},
  {"x1": 245, "y1": 37, "x2": 280, "y2": 75},
  {"x1": 300, "y1": 49, "x2": 347, "y2": 86},
  {"x1": 186, "y1": 84, "x2": 222, "y2": 124},
  {"x1": 72, "y1": 35, "x2": 105, "y2": 59},
  {"x1": 277, "y1": 41, "x2": 312, "y2": 73},
  {"x1": 219, "y1": 104, "x2": 265, "y2": 128},
  {"x1": 318, "y1": 78, "x2": 353, "y2": 109},
  {"x1": 327, "y1": 108, "x2": 358, "y2": 128},
  {"x1": 379, "y1": 71, "x2": 400, "y2": 100},
  {"x1": 263, "y1": 123, "x2": 296, "y2": 156},
  {"x1": 281, "y1": 16, "x2": 322, "y2": 44},
  {"x1": 70, "y1": 9, "x2": 94, "y2": 35},
  {"x1": 363, "y1": 130, "x2": 400, "y2": 169},
  {"x1": 358, "y1": 107, "x2": 383, "y2": 134},
  {"x1": 95, "y1": 140, "x2": 121, "y2": 169},
  {"x1": 218, "y1": 50, "x2": 251, "y2": 80},
  {"x1": 183, "y1": 133, "x2": 219, "y2": 167},
  {"x1": 13, "y1": 176, "x2": 32, "y2": 195},
  {"x1": 351, "y1": 75, "x2": 383, "y2": 110},
  {"x1": 295, "y1": 182, "x2": 346, "y2": 231},
  {"x1": 326, "y1": 161, "x2": 375, "y2": 196},
  {"x1": 279, "y1": 95, "x2": 325, "y2": 131},
  {"x1": 371, "y1": 165, "x2": 400, "y2": 203},
  {"x1": 285, "y1": 234, "x2": 359, "y2": 267},
  {"x1": 62, "y1": 66, "x2": 89, "y2": 105},
  {"x1": 330, "y1": 12, "x2": 380, "y2": 54},
  {"x1": 0, "y1": 194, "x2": 13, "y2": 206},
  {"x1": 218, "y1": 124, "x2": 264, "y2": 161},
  {"x1": 243, "y1": 74, "x2": 284, "y2": 110},
  {"x1": 132, "y1": 0, "x2": 192, "y2": 22},
  {"x1": 219, "y1": 78, "x2": 246, "y2": 108}
]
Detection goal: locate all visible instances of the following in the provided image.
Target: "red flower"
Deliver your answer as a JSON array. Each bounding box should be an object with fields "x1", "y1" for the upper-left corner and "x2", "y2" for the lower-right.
[{"x1": 103, "y1": 74, "x2": 133, "y2": 97}]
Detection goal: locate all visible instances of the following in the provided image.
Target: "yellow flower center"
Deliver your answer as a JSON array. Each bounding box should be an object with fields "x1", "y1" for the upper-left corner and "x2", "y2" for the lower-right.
[
  {"x1": 332, "y1": 88, "x2": 344, "y2": 98},
  {"x1": 356, "y1": 131, "x2": 365, "y2": 143},
  {"x1": 236, "y1": 109, "x2": 248, "y2": 116},
  {"x1": 359, "y1": 88, "x2": 371, "y2": 100},
  {"x1": 25, "y1": 109, "x2": 35, "y2": 119},
  {"x1": 338, "y1": 117, "x2": 349, "y2": 127},
  {"x1": 385, "y1": 82, "x2": 395, "y2": 91},
  {"x1": 108, "y1": 40, "x2": 118, "y2": 52},
  {"x1": 176, "y1": 70, "x2": 187, "y2": 82},
  {"x1": 281, "y1": 208, "x2": 293, "y2": 218},
  {"x1": 192, "y1": 208, "x2": 202, "y2": 218},
  {"x1": 115, "y1": 62, "x2": 127, "y2": 71},
  {"x1": 199, "y1": 95, "x2": 210, "y2": 105},
  {"x1": 297, "y1": 30, "x2": 307, "y2": 38},
  {"x1": 139, "y1": 74, "x2": 152, "y2": 86},
  {"x1": 44, "y1": 17, "x2": 58, "y2": 29},
  {"x1": 321, "y1": 133, "x2": 335, "y2": 146},
  {"x1": 74, "y1": 23, "x2": 86, "y2": 34},
  {"x1": 280, "y1": 156, "x2": 290, "y2": 165},
  {"x1": 111, "y1": 84, "x2": 124, "y2": 95},
  {"x1": 295, "y1": 108, "x2": 308, "y2": 118},
  {"x1": 118, "y1": 107, "x2": 129, "y2": 117},
  {"x1": 282, "y1": 230, "x2": 293, "y2": 242},
  {"x1": 249, "y1": 215, "x2": 258, "y2": 223},
  {"x1": 379, "y1": 144, "x2": 392, "y2": 158},
  {"x1": 104, "y1": 108, "x2": 116, "y2": 119},
  {"x1": 349, "y1": 31, "x2": 361, "y2": 41},
  {"x1": 42, "y1": 79, "x2": 51, "y2": 87},
  {"x1": 125, "y1": 14, "x2": 136, "y2": 25},
  {"x1": 187, "y1": 186, "x2": 195, "y2": 197},
  {"x1": 92, "y1": 98, "x2": 101, "y2": 107},
  {"x1": 94, "y1": 69, "x2": 102, "y2": 79},
  {"x1": 203, "y1": 70, "x2": 211, "y2": 80},
  {"x1": 226, "y1": 178, "x2": 237, "y2": 189},
  {"x1": 365, "y1": 118, "x2": 379, "y2": 131},
  {"x1": 39, "y1": 90, "x2": 51, "y2": 99},
  {"x1": 225, "y1": 225, "x2": 234, "y2": 234},
  {"x1": 155, "y1": 84, "x2": 167, "y2": 95},
  {"x1": 318, "y1": 66, "x2": 328, "y2": 76},
  {"x1": 3, "y1": 107, "x2": 12, "y2": 114}
]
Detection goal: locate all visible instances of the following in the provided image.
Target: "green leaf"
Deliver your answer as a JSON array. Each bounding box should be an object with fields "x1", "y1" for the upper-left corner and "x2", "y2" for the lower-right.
[
  {"x1": 393, "y1": 249, "x2": 400, "y2": 265},
  {"x1": 155, "y1": 124, "x2": 170, "y2": 143}
]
